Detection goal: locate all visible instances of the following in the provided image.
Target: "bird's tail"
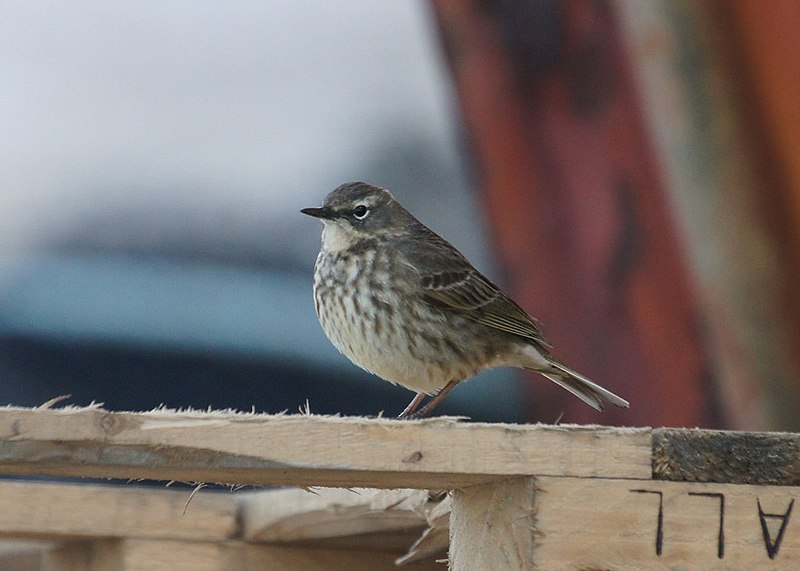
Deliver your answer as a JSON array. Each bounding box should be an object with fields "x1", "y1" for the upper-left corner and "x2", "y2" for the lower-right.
[{"x1": 531, "y1": 360, "x2": 629, "y2": 412}]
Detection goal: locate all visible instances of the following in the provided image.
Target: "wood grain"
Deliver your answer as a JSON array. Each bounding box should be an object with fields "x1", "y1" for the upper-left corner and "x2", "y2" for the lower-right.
[
  {"x1": 532, "y1": 476, "x2": 799, "y2": 569},
  {"x1": 0, "y1": 407, "x2": 652, "y2": 488},
  {"x1": 0, "y1": 480, "x2": 237, "y2": 542},
  {"x1": 653, "y1": 428, "x2": 800, "y2": 486},
  {"x1": 449, "y1": 477, "x2": 536, "y2": 571},
  {"x1": 2, "y1": 411, "x2": 800, "y2": 568},
  {"x1": 240, "y1": 487, "x2": 433, "y2": 551},
  {"x1": 90, "y1": 540, "x2": 442, "y2": 571}
]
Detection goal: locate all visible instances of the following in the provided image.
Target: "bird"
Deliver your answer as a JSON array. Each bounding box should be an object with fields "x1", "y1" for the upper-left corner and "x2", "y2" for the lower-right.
[{"x1": 301, "y1": 182, "x2": 629, "y2": 419}]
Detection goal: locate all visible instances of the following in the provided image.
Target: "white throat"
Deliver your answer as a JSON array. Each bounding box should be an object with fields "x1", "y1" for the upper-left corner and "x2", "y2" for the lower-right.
[{"x1": 321, "y1": 221, "x2": 358, "y2": 253}]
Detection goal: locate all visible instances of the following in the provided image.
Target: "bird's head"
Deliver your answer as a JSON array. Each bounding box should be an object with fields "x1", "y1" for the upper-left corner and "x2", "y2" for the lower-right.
[{"x1": 301, "y1": 182, "x2": 409, "y2": 251}]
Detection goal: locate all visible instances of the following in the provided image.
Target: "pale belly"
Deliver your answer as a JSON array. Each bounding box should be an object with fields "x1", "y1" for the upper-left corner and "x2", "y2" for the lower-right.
[{"x1": 312, "y1": 251, "x2": 486, "y2": 394}]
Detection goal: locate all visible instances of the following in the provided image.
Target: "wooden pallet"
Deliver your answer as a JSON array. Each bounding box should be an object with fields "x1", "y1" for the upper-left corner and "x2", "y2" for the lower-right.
[{"x1": 1, "y1": 406, "x2": 798, "y2": 569}]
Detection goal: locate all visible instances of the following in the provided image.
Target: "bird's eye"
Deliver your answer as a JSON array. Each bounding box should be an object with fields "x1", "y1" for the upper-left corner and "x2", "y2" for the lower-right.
[{"x1": 353, "y1": 205, "x2": 369, "y2": 220}]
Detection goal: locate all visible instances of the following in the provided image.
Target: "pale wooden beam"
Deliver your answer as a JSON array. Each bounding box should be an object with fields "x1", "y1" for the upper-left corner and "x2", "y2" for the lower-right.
[
  {"x1": 0, "y1": 540, "x2": 94, "y2": 571},
  {"x1": 0, "y1": 481, "x2": 451, "y2": 567},
  {"x1": 0, "y1": 481, "x2": 237, "y2": 543},
  {"x1": 0, "y1": 407, "x2": 652, "y2": 488},
  {"x1": 448, "y1": 477, "x2": 536, "y2": 571},
  {"x1": 93, "y1": 539, "x2": 442, "y2": 571},
  {"x1": 3, "y1": 412, "x2": 800, "y2": 569},
  {"x1": 40, "y1": 541, "x2": 93, "y2": 571},
  {"x1": 0, "y1": 540, "x2": 53, "y2": 571},
  {"x1": 531, "y1": 476, "x2": 800, "y2": 568},
  {"x1": 449, "y1": 475, "x2": 800, "y2": 569},
  {"x1": 240, "y1": 487, "x2": 434, "y2": 549}
]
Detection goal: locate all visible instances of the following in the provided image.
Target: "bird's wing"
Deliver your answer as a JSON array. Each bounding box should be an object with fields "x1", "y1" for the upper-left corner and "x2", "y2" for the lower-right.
[{"x1": 396, "y1": 233, "x2": 552, "y2": 350}]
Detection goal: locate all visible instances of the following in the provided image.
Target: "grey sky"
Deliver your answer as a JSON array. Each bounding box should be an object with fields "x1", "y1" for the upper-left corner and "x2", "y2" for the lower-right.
[{"x1": 1, "y1": 1, "x2": 479, "y2": 262}]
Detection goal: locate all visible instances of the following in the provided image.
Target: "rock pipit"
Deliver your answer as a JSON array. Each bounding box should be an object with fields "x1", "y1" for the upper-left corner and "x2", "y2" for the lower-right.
[{"x1": 302, "y1": 182, "x2": 629, "y2": 418}]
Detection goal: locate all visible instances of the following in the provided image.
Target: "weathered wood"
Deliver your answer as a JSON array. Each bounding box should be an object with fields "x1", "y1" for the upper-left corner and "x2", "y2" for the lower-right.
[
  {"x1": 91, "y1": 539, "x2": 442, "y2": 571},
  {"x1": 240, "y1": 487, "x2": 434, "y2": 550},
  {"x1": 653, "y1": 428, "x2": 800, "y2": 486},
  {"x1": 40, "y1": 541, "x2": 93, "y2": 571},
  {"x1": 1, "y1": 540, "x2": 98, "y2": 571},
  {"x1": 0, "y1": 540, "x2": 55, "y2": 571},
  {"x1": 440, "y1": 475, "x2": 800, "y2": 569},
  {"x1": 532, "y1": 476, "x2": 799, "y2": 569},
  {"x1": 0, "y1": 481, "x2": 452, "y2": 568},
  {"x1": 2, "y1": 413, "x2": 800, "y2": 569},
  {"x1": 448, "y1": 477, "x2": 536, "y2": 571},
  {"x1": 0, "y1": 480, "x2": 237, "y2": 542},
  {"x1": 0, "y1": 407, "x2": 652, "y2": 488},
  {"x1": 396, "y1": 495, "x2": 451, "y2": 566}
]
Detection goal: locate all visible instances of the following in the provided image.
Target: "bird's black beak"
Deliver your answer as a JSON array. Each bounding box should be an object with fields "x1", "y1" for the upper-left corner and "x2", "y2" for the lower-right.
[{"x1": 301, "y1": 206, "x2": 335, "y2": 220}]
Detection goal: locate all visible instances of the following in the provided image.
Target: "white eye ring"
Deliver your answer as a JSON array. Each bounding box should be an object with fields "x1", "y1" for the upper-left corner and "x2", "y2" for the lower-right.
[{"x1": 353, "y1": 205, "x2": 369, "y2": 220}]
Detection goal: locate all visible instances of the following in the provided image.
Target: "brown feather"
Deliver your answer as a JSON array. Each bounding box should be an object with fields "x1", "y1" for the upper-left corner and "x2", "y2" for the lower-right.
[{"x1": 395, "y1": 231, "x2": 552, "y2": 351}]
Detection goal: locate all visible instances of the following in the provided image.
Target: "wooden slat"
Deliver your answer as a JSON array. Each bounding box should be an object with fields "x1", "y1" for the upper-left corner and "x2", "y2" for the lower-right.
[
  {"x1": 94, "y1": 539, "x2": 443, "y2": 571},
  {"x1": 0, "y1": 540, "x2": 53, "y2": 571},
  {"x1": 0, "y1": 407, "x2": 653, "y2": 488},
  {"x1": 0, "y1": 482, "x2": 450, "y2": 564},
  {"x1": 531, "y1": 476, "x2": 800, "y2": 569},
  {"x1": 1, "y1": 413, "x2": 800, "y2": 569},
  {"x1": 449, "y1": 477, "x2": 536, "y2": 570},
  {"x1": 653, "y1": 428, "x2": 800, "y2": 486},
  {"x1": 0, "y1": 540, "x2": 94, "y2": 571},
  {"x1": 40, "y1": 541, "x2": 92, "y2": 571},
  {"x1": 240, "y1": 487, "x2": 433, "y2": 550},
  {"x1": 240, "y1": 487, "x2": 450, "y2": 562},
  {"x1": 0, "y1": 480, "x2": 237, "y2": 542}
]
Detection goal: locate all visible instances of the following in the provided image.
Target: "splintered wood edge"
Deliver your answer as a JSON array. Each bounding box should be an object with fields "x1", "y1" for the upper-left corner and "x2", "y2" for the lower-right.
[
  {"x1": 0, "y1": 407, "x2": 652, "y2": 487},
  {"x1": 653, "y1": 428, "x2": 800, "y2": 486},
  {"x1": 239, "y1": 487, "x2": 434, "y2": 542},
  {"x1": 3, "y1": 406, "x2": 800, "y2": 488}
]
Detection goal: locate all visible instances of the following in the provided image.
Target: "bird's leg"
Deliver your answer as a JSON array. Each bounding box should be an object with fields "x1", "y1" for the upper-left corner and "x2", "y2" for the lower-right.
[
  {"x1": 397, "y1": 392, "x2": 426, "y2": 419},
  {"x1": 406, "y1": 379, "x2": 460, "y2": 419}
]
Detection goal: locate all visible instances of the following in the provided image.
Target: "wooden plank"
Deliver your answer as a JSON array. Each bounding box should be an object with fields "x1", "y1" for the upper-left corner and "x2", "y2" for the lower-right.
[
  {"x1": 240, "y1": 487, "x2": 434, "y2": 551},
  {"x1": 653, "y1": 428, "x2": 800, "y2": 486},
  {"x1": 0, "y1": 482, "x2": 449, "y2": 565},
  {"x1": 0, "y1": 540, "x2": 92, "y2": 571},
  {"x1": 240, "y1": 487, "x2": 451, "y2": 562},
  {"x1": 95, "y1": 539, "x2": 443, "y2": 571},
  {"x1": 0, "y1": 540, "x2": 53, "y2": 571},
  {"x1": 40, "y1": 541, "x2": 92, "y2": 571},
  {"x1": 241, "y1": 486, "x2": 450, "y2": 562},
  {"x1": 448, "y1": 477, "x2": 535, "y2": 571},
  {"x1": 532, "y1": 476, "x2": 799, "y2": 569},
  {"x1": 0, "y1": 407, "x2": 652, "y2": 487},
  {"x1": 444, "y1": 475, "x2": 800, "y2": 569},
  {"x1": 0, "y1": 480, "x2": 238, "y2": 542}
]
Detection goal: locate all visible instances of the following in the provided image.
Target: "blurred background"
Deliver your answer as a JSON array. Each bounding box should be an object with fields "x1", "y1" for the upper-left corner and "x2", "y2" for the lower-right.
[{"x1": 1, "y1": 0, "x2": 799, "y2": 430}]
